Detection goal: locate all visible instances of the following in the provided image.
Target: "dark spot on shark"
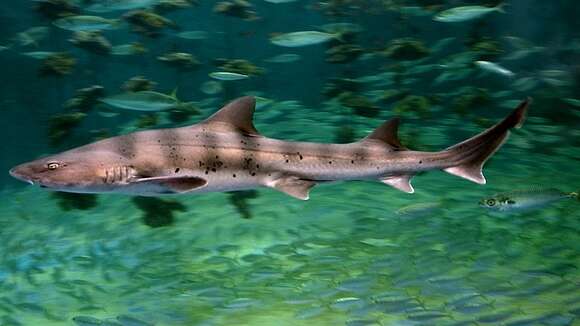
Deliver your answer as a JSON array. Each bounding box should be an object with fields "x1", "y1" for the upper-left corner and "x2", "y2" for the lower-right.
[
  {"x1": 328, "y1": 161, "x2": 332, "y2": 164},
  {"x1": 251, "y1": 172, "x2": 256, "y2": 176},
  {"x1": 285, "y1": 159, "x2": 289, "y2": 163},
  {"x1": 351, "y1": 160, "x2": 355, "y2": 164},
  {"x1": 419, "y1": 160, "x2": 423, "y2": 164},
  {"x1": 233, "y1": 174, "x2": 236, "y2": 178},
  {"x1": 175, "y1": 168, "x2": 180, "y2": 173}
]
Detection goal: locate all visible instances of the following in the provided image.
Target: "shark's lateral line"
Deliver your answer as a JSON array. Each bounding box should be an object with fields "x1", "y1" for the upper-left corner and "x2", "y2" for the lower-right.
[{"x1": 9, "y1": 96, "x2": 530, "y2": 200}]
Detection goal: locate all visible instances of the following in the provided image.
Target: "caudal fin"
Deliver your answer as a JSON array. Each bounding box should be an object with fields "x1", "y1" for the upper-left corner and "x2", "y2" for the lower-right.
[{"x1": 442, "y1": 98, "x2": 530, "y2": 184}]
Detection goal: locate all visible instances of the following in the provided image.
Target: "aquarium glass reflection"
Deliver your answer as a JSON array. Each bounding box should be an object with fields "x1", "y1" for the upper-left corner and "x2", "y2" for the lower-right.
[{"x1": 0, "y1": 0, "x2": 579, "y2": 325}]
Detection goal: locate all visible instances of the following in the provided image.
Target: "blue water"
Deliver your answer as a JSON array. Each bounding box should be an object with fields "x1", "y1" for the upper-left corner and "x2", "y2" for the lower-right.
[{"x1": 0, "y1": 0, "x2": 579, "y2": 325}]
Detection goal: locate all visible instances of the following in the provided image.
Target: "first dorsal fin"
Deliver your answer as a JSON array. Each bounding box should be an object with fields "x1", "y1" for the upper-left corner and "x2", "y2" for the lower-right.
[
  {"x1": 202, "y1": 96, "x2": 259, "y2": 135},
  {"x1": 361, "y1": 118, "x2": 406, "y2": 149}
]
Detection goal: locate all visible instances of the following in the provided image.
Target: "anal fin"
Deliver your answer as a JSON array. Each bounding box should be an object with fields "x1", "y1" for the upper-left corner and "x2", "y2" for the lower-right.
[
  {"x1": 381, "y1": 175, "x2": 414, "y2": 193},
  {"x1": 266, "y1": 176, "x2": 316, "y2": 200}
]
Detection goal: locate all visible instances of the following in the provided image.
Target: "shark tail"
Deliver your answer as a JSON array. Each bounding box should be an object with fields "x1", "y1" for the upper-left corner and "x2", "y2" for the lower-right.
[{"x1": 440, "y1": 98, "x2": 531, "y2": 184}]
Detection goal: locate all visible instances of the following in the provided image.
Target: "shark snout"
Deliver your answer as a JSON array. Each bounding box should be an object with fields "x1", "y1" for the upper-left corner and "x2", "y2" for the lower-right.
[{"x1": 9, "y1": 165, "x2": 35, "y2": 185}]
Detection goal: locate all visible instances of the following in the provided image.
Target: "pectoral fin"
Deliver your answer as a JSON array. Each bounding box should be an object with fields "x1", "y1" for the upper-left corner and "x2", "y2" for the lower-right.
[
  {"x1": 381, "y1": 175, "x2": 414, "y2": 193},
  {"x1": 266, "y1": 176, "x2": 316, "y2": 200},
  {"x1": 133, "y1": 176, "x2": 208, "y2": 194}
]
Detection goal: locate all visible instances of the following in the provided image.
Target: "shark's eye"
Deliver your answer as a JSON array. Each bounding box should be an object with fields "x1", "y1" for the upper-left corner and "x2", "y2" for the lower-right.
[
  {"x1": 486, "y1": 199, "x2": 496, "y2": 206},
  {"x1": 47, "y1": 162, "x2": 60, "y2": 170}
]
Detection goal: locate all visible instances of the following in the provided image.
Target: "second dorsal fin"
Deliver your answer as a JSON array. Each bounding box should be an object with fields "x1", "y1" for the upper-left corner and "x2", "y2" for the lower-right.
[
  {"x1": 202, "y1": 96, "x2": 259, "y2": 135},
  {"x1": 361, "y1": 118, "x2": 406, "y2": 149}
]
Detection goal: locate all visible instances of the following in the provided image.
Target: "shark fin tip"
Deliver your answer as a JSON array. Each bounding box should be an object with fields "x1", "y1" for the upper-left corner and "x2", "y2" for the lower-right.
[
  {"x1": 202, "y1": 96, "x2": 259, "y2": 135},
  {"x1": 381, "y1": 175, "x2": 414, "y2": 193},
  {"x1": 362, "y1": 117, "x2": 406, "y2": 150}
]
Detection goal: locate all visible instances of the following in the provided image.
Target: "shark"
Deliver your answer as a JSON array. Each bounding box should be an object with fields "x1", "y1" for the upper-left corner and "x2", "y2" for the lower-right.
[{"x1": 9, "y1": 96, "x2": 530, "y2": 200}]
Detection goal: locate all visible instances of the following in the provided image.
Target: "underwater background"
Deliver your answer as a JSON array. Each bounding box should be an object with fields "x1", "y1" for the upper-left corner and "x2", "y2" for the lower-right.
[{"x1": 0, "y1": 0, "x2": 579, "y2": 325}]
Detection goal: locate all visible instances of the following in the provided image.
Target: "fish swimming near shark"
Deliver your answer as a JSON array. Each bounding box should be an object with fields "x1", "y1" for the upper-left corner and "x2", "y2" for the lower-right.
[{"x1": 9, "y1": 96, "x2": 530, "y2": 200}]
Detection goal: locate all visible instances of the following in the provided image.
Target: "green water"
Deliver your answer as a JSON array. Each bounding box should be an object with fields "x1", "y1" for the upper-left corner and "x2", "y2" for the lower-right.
[{"x1": 2, "y1": 102, "x2": 579, "y2": 325}]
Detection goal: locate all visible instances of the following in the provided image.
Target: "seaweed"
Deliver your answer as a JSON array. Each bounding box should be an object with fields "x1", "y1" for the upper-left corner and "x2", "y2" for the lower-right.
[
  {"x1": 213, "y1": 1, "x2": 259, "y2": 21},
  {"x1": 39, "y1": 53, "x2": 76, "y2": 76},
  {"x1": 47, "y1": 112, "x2": 87, "y2": 147}
]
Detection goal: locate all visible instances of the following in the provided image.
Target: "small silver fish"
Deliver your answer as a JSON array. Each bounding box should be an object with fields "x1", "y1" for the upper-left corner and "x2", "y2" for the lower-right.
[
  {"x1": 319, "y1": 22, "x2": 364, "y2": 34},
  {"x1": 434, "y1": 4, "x2": 505, "y2": 23},
  {"x1": 479, "y1": 188, "x2": 578, "y2": 213},
  {"x1": 72, "y1": 316, "x2": 102, "y2": 326},
  {"x1": 209, "y1": 71, "x2": 249, "y2": 81},
  {"x1": 503, "y1": 48, "x2": 544, "y2": 61},
  {"x1": 395, "y1": 202, "x2": 443, "y2": 218},
  {"x1": 270, "y1": 31, "x2": 337, "y2": 47},
  {"x1": 475, "y1": 60, "x2": 515, "y2": 78},
  {"x1": 512, "y1": 77, "x2": 540, "y2": 92},
  {"x1": 264, "y1": 0, "x2": 297, "y2": 3},
  {"x1": 21, "y1": 51, "x2": 58, "y2": 59},
  {"x1": 111, "y1": 43, "x2": 146, "y2": 56},
  {"x1": 200, "y1": 80, "x2": 223, "y2": 95},
  {"x1": 99, "y1": 90, "x2": 179, "y2": 111},
  {"x1": 563, "y1": 98, "x2": 580, "y2": 107},
  {"x1": 116, "y1": 314, "x2": 153, "y2": 326},
  {"x1": 86, "y1": 0, "x2": 160, "y2": 13},
  {"x1": 431, "y1": 37, "x2": 456, "y2": 52},
  {"x1": 53, "y1": 15, "x2": 120, "y2": 32},
  {"x1": 539, "y1": 69, "x2": 572, "y2": 87},
  {"x1": 176, "y1": 30, "x2": 209, "y2": 40},
  {"x1": 264, "y1": 53, "x2": 301, "y2": 63},
  {"x1": 15, "y1": 26, "x2": 49, "y2": 47}
]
